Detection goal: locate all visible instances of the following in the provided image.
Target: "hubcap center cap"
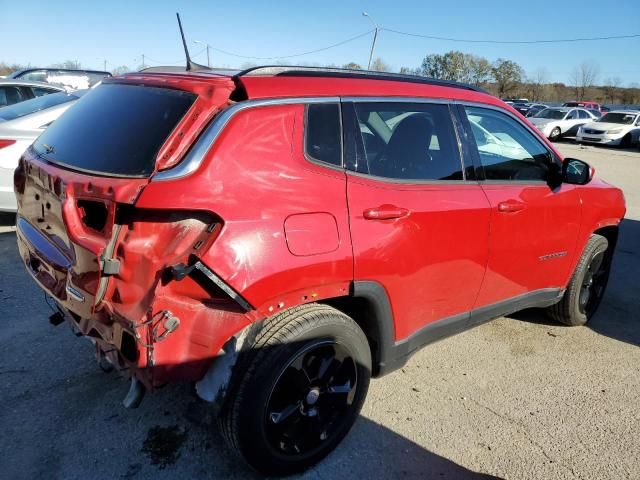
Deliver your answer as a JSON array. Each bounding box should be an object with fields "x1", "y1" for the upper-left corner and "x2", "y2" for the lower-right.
[{"x1": 306, "y1": 387, "x2": 320, "y2": 405}]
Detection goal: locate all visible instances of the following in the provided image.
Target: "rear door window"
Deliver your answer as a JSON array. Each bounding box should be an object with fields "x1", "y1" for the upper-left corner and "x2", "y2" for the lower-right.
[
  {"x1": 33, "y1": 83, "x2": 196, "y2": 177},
  {"x1": 305, "y1": 103, "x2": 342, "y2": 167},
  {"x1": 348, "y1": 102, "x2": 463, "y2": 181}
]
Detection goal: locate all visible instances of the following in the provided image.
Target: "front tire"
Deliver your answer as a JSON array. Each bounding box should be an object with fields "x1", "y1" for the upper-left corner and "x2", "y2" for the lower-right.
[
  {"x1": 549, "y1": 127, "x2": 561, "y2": 141},
  {"x1": 620, "y1": 133, "x2": 632, "y2": 148},
  {"x1": 547, "y1": 234, "x2": 611, "y2": 326},
  {"x1": 220, "y1": 304, "x2": 371, "y2": 476}
]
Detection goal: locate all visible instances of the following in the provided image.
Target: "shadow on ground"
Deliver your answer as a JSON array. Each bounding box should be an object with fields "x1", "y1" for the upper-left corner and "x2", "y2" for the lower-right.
[{"x1": 511, "y1": 218, "x2": 640, "y2": 347}]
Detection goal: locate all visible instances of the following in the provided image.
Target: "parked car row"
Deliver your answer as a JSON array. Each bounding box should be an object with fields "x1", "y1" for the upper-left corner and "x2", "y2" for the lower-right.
[
  {"x1": 502, "y1": 99, "x2": 613, "y2": 118},
  {"x1": 0, "y1": 68, "x2": 112, "y2": 212},
  {"x1": 526, "y1": 105, "x2": 640, "y2": 147},
  {"x1": 0, "y1": 68, "x2": 110, "y2": 108}
]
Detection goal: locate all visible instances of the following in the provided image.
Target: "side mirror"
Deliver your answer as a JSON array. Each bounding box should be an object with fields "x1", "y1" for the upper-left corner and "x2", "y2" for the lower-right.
[{"x1": 562, "y1": 158, "x2": 594, "y2": 185}]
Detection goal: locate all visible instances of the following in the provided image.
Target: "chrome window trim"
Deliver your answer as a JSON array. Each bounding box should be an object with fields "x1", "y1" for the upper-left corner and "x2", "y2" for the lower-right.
[
  {"x1": 152, "y1": 96, "x2": 340, "y2": 182},
  {"x1": 152, "y1": 95, "x2": 552, "y2": 183},
  {"x1": 346, "y1": 169, "x2": 476, "y2": 186}
]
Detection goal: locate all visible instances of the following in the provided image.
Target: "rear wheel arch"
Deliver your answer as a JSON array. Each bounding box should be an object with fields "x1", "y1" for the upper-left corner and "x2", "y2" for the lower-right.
[{"x1": 322, "y1": 281, "x2": 396, "y2": 377}]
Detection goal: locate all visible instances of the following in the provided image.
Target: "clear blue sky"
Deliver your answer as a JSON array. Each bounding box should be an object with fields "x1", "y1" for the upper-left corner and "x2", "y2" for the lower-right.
[{"x1": 2, "y1": 0, "x2": 639, "y2": 85}]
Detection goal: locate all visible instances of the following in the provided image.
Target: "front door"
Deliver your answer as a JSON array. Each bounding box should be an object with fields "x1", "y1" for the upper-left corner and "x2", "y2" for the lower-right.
[
  {"x1": 343, "y1": 100, "x2": 491, "y2": 341},
  {"x1": 460, "y1": 104, "x2": 581, "y2": 309}
]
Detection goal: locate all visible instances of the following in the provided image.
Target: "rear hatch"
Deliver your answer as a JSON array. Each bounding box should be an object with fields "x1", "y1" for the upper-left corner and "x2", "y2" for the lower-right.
[{"x1": 15, "y1": 76, "x2": 235, "y2": 317}]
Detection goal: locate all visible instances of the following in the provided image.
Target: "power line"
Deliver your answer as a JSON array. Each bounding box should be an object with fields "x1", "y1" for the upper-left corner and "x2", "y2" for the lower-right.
[
  {"x1": 382, "y1": 28, "x2": 640, "y2": 44},
  {"x1": 209, "y1": 30, "x2": 374, "y2": 60}
]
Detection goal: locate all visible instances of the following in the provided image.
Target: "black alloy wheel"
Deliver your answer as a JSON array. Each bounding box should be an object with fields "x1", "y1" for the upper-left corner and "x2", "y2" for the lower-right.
[
  {"x1": 264, "y1": 341, "x2": 358, "y2": 456},
  {"x1": 578, "y1": 249, "x2": 609, "y2": 316}
]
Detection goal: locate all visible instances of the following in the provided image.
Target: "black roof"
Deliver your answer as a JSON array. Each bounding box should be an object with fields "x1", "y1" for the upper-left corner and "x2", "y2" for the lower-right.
[{"x1": 236, "y1": 65, "x2": 487, "y2": 93}]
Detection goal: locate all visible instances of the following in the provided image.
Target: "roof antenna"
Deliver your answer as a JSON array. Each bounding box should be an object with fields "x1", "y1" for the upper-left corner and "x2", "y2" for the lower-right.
[{"x1": 176, "y1": 12, "x2": 208, "y2": 71}]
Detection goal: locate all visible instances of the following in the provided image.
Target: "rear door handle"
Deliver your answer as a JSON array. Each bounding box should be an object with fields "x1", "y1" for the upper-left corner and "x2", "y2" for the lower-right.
[
  {"x1": 497, "y1": 200, "x2": 526, "y2": 213},
  {"x1": 363, "y1": 205, "x2": 410, "y2": 220}
]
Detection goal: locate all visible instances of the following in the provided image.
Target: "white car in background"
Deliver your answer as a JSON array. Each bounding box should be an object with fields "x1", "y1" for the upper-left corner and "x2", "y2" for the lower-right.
[
  {"x1": 576, "y1": 110, "x2": 640, "y2": 147},
  {"x1": 528, "y1": 107, "x2": 598, "y2": 141},
  {"x1": 0, "y1": 90, "x2": 85, "y2": 212}
]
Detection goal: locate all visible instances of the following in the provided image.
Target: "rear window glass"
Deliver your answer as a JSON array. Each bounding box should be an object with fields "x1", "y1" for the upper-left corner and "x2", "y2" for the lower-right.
[
  {"x1": 305, "y1": 104, "x2": 342, "y2": 166},
  {"x1": 0, "y1": 92, "x2": 77, "y2": 121},
  {"x1": 33, "y1": 84, "x2": 196, "y2": 177}
]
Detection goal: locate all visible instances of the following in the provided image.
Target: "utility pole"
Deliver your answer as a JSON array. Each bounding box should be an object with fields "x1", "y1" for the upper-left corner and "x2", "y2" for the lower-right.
[
  {"x1": 194, "y1": 40, "x2": 211, "y2": 67},
  {"x1": 141, "y1": 54, "x2": 146, "y2": 69},
  {"x1": 103, "y1": 59, "x2": 107, "y2": 71},
  {"x1": 362, "y1": 12, "x2": 379, "y2": 70}
]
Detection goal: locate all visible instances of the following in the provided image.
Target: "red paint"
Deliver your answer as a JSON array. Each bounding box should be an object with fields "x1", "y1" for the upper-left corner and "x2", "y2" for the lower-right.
[
  {"x1": 284, "y1": 213, "x2": 340, "y2": 256},
  {"x1": 347, "y1": 179, "x2": 491, "y2": 338},
  {"x1": 14, "y1": 70, "x2": 625, "y2": 391},
  {"x1": 474, "y1": 184, "x2": 581, "y2": 307}
]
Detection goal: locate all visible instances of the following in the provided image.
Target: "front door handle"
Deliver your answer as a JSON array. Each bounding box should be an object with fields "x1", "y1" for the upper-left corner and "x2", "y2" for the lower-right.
[
  {"x1": 497, "y1": 200, "x2": 526, "y2": 213},
  {"x1": 363, "y1": 205, "x2": 410, "y2": 220}
]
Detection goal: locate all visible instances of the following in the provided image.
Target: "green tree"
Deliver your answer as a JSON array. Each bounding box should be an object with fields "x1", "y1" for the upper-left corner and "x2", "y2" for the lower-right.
[
  {"x1": 419, "y1": 51, "x2": 491, "y2": 85},
  {"x1": 343, "y1": 62, "x2": 362, "y2": 70},
  {"x1": 468, "y1": 56, "x2": 492, "y2": 86},
  {"x1": 492, "y1": 59, "x2": 524, "y2": 97}
]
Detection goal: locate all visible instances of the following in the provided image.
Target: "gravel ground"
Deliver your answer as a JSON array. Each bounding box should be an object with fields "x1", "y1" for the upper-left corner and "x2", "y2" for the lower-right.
[{"x1": 0, "y1": 142, "x2": 638, "y2": 480}]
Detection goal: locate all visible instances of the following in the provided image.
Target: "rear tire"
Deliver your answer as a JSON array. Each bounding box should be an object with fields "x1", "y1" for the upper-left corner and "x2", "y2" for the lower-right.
[
  {"x1": 549, "y1": 127, "x2": 561, "y2": 141},
  {"x1": 547, "y1": 234, "x2": 610, "y2": 326},
  {"x1": 219, "y1": 304, "x2": 371, "y2": 476}
]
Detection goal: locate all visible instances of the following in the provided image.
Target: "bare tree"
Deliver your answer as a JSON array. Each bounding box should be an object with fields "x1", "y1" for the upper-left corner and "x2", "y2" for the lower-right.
[
  {"x1": 526, "y1": 68, "x2": 549, "y2": 101},
  {"x1": 111, "y1": 65, "x2": 131, "y2": 75},
  {"x1": 49, "y1": 60, "x2": 82, "y2": 69},
  {"x1": 602, "y1": 76, "x2": 622, "y2": 104},
  {"x1": 0, "y1": 62, "x2": 25, "y2": 76},
  {"x1": 569, "y1": 61, "x2": 600, "y2": 100},
  {"x1": 370, "y1": 58, "x2": 390, "y2": 72}
]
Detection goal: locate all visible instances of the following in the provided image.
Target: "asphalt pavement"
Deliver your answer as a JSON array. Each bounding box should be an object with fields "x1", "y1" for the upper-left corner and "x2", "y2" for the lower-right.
[{"x1": 0, "y1": 141, "x2": 638, "y2": 479}]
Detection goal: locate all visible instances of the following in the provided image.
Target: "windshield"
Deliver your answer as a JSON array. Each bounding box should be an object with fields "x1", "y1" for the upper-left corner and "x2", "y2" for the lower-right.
[
  {"x1": 534, "y1": 109, "x2": 566, "y2": 120},
  {"x1": 597, "y1": 112, "x2": 637, "y2": 124},
  {"x1": 0, "y1": 92, "x2": 78, "y2": 121},
  {"x1": 33, "y1": 83, "x2": 196, "y2": 177},
  {"x1": 563, "y1": 102, "x2": 581, "y2": 107}
]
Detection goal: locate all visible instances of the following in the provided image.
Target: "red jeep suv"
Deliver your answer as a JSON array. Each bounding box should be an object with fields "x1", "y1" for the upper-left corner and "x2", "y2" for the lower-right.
[{"x1": 14, "y1": 66, "x2": 625, "y2": 475}]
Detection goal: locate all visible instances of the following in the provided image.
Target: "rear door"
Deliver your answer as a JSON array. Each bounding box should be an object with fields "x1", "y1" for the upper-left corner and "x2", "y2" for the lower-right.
[
  {"x1": 343, "y1": 100, "x2": 491, "y2": 341},
  {"x1": 459, "y1": 104, "x2": 580, "y2": 308}
]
